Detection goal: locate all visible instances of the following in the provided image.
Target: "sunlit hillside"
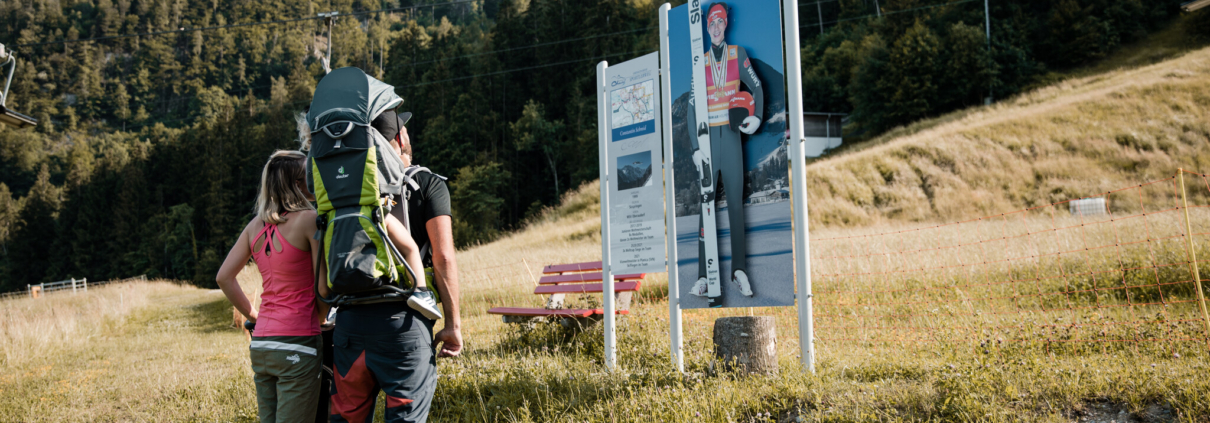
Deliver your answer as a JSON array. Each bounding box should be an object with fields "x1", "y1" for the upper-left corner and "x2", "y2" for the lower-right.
[{"x1": 805, "y1": 44, "x2": 1210, "y2": 226}]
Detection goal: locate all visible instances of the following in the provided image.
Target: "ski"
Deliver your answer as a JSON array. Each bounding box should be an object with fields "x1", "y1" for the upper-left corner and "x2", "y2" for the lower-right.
[{"x1": 688, "y1": 2, "x2": 723, "y2": 307}]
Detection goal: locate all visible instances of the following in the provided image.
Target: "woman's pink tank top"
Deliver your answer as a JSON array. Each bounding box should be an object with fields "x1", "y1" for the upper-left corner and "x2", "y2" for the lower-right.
[{"x1": 251, "y1": 215, "x2": 320, "y2": 337}]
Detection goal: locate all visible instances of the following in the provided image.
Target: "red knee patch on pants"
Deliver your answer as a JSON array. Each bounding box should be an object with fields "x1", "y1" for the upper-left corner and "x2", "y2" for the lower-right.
[
  {"x1": 330, "y1": 351, "x2": 375, "y2": 422},
  {"x1": 385, "y1": 395, "x2": 413, "y2": 408}
]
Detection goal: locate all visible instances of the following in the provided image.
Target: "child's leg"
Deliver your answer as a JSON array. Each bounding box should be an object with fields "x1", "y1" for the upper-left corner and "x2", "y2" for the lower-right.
[
  {"x1": 384, "y1": 212, "x2": 442, "y2": 320},
  {"x1": 383, "y1": 213, "x2": 426, "y2": 288}
]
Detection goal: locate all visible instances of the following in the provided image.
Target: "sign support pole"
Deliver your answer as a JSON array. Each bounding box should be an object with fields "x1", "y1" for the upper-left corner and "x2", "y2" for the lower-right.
[
  {"x1": 782, "y1": 0, "x2": 816, "y2": 373},
  {"x1": 597, "y1": 61, "x2": 617, "y2": 372},
  {"x1": 657, "y1": 3, "x2": 684, "y2": 373}
]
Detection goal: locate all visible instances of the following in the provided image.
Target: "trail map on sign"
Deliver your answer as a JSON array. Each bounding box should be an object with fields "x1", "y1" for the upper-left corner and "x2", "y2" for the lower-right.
[{"x1": 610, "y1": 80, "x2": 656, "y2": 128}]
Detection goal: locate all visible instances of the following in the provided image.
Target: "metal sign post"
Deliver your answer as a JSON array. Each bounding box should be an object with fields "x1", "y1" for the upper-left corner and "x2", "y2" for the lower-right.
[
  {"x1": 781, "y1": 0, "x2": 816, "y2": 373},
  {"x1": 597, "y1": 61, "x2": 618, "y2": 372},
  {"x1": 657, "y1": 2, "x2": 684, "y2": 373}
]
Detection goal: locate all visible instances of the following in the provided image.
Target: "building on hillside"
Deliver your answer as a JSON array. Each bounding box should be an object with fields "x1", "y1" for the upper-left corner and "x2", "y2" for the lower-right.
[
  {"x1": 747, "y1": 188, "x2": 789, "y2": 205},
  {"x1": 798, "y1": 112, "x2": 845, "y2": 158},
  {"x1": 1069, "y1": 197, "x2": 1107, "y2": 217}
]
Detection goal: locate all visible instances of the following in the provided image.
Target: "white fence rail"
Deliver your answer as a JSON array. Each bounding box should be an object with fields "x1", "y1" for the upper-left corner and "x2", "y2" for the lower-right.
[{"x1": 0, "y1": 275, "x2": 147, "y2": 301}]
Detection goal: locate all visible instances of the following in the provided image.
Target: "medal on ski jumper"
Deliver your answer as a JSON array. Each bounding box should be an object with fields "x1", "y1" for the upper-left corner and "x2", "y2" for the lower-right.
[{"x1": 689, "y1": 3, "x2": 723, "y2": 307}]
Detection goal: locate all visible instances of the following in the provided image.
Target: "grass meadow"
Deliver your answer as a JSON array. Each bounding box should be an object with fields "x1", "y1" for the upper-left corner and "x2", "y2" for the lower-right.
[
  {"x1": 7, "y1": 24, "x2": 1210, "y2": 423},
  {"x1": 4, "y1": 179, "x2": 1209, "y2": 422}
]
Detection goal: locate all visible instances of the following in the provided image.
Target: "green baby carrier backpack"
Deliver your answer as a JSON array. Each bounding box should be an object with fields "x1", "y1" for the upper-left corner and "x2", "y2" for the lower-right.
[{"x1": 306, "y1": 67, "x2": 417, "y2": 306}]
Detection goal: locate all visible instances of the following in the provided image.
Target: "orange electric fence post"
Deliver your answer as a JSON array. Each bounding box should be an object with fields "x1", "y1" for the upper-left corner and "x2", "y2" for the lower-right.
[{"x1": 1177, "y1": 168, "x2": 1210, "y2": 350}]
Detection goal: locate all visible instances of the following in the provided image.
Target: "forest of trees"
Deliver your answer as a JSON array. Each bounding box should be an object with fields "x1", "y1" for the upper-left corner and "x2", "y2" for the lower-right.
[{"x1": 0, "y1": 0, "x2": 1201, "y2": 290}]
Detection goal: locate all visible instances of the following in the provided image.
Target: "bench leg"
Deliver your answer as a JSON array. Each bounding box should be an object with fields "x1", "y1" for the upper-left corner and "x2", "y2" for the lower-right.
[
  {"x1": 560, "y1": 314, "x2": 603, "y2": 330},
  {"x1": 502, "y1": 315, "x2": 542, "y2": 328},
  {"x1": 545, "y1": 293, "x2": 566, "y2": 310},
  {"x1": 614, "y1": 291, "x2": 633, "y2": 312}
]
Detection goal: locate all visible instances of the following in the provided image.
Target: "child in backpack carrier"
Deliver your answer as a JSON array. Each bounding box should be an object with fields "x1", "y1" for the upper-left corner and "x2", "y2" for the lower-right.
[
  {"x1": 305, "y1": 67, "x2": 442, "y2": 320},
  {"x1": 380, "y1": 203, "x2": 443, "y2": 320}
]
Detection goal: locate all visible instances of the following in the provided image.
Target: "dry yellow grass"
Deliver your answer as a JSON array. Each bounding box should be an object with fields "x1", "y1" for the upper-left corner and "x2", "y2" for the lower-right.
[
  {"x1": 0, "y1": 281, "x2": 257, "y2": 421},
  {"x1": 1, "y1": 281, "x2": 169, "y2": 367},
  {"x1": 806, "y1": 44, "x2": 1210, "y2": 227},
  {"x1": 231, "y1": 263, "x2": 263, "y2": 339},
  {"x1": 454, "y1": 181, "x2": 669, "y2": 346}
]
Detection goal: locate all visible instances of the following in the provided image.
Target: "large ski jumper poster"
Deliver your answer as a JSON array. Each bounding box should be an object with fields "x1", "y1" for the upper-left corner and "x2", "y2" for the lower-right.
[
  {"x1": 605, "y1": 52, "x2": 668, "y2": 274},
  {"x1": 669, "y1": 0, "x2": 793, "y2": 309}
]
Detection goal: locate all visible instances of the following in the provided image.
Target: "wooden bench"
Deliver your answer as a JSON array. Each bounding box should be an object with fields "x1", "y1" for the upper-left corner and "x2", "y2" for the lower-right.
[{"x1": 487, "y1": 261, "x2": 644, "y2": 325}]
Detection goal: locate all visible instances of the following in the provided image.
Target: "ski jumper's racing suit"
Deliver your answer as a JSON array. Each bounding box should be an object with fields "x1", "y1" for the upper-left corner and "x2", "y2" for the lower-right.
[{"x1": 690, "y1": 42, "x2": 763, "y2": 286}]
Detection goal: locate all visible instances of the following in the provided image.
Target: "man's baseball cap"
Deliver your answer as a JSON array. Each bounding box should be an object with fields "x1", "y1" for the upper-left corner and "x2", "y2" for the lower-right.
[{"x1": 371, "y1": 109, "x2": 413, "y2": 141}]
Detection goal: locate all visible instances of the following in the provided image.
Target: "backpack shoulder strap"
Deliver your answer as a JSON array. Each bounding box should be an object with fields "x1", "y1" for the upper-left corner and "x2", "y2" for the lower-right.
[{"x1": 401, "y1": 166, "x2": 447, "y2": 199}]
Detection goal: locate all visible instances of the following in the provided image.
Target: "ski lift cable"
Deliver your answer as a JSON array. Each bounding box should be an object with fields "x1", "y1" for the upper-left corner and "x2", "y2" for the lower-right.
[
  {"x1": 94, "y1": 27, "x2": 654, "y2": 113},
  {"x1": 12, "y1": 0, "x2": 875, "y2": 125},
  {"x1": 801, "y1": 0, "x2": 981, "y2": 28},
  {"x1": 17, "y1": 0, "x2": 824, "y2": 51},
  {"x1": 119, "y1": 48, "x2": 641, "y2": 132},
  {"x1": 11, "y1": 0, "x2": 477, "y2": 48},
  {"x1": 383, "y1": 26, "x2": 656, "y2": 73},
  {"x1": 396, "y1": 49, "x2": 643, "y2": 88}
]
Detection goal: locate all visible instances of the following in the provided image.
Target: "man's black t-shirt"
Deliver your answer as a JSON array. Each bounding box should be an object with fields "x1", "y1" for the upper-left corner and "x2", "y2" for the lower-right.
[{"x1": 390, "y1": 170, "x2": 451, "y2": 268}]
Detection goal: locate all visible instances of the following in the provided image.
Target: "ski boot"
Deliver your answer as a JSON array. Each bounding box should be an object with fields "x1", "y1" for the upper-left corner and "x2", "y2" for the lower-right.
[
  {"x1": 689, "y1": 277, "x2": 709, "y2": 297},
  {"x1": 732, "y1": 269, "x2": 753, "y2": 297}
]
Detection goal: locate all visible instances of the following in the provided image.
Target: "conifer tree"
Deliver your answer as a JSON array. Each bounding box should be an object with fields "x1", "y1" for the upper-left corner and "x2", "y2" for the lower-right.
[
  {"x1": 7, "y1": 165, "x2": 61, "y2": 289},
  {"x1": 0, "y1": 183, "x2": 17, "y2": 257}
]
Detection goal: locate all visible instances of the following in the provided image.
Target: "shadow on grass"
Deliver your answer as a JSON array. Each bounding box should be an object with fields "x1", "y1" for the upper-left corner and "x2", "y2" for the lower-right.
[{"x1": 124, "y1": 292, "x2": 241, "y2": 336}]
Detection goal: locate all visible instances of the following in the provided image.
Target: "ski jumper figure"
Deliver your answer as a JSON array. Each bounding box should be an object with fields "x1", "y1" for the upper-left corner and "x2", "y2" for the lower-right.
[{"x1": 690, "y1": 3, "x2": 763, "y2": 300}]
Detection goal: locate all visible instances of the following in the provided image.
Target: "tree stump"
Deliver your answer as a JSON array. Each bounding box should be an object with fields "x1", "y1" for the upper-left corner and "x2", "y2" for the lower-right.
[{"x1": 712, "y1": 316, "x2": 777, "y2": 374}]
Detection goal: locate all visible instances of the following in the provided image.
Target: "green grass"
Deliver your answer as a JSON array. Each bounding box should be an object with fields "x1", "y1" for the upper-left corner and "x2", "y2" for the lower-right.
[
  {"x1": 426, "y1": 304, "x2": 1210, "y2": 422},
  {"x1": 4, "y1": 280, "x2": 1209, "y2": 422}
]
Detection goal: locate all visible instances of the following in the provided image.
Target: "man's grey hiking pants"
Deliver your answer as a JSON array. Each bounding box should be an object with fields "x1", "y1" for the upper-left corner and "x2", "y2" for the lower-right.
[{"x1": 329, "y1": 305, "x2": 436, "y2": 423}]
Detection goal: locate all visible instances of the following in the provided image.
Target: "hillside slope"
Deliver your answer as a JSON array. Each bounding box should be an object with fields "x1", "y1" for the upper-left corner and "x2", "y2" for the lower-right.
[
  {"x1": 504, "y1": 44, "x2": 1210, "y2": 234},
  {"x1": 806, "y1": 45, "x2": 1210, "y2": 226}
]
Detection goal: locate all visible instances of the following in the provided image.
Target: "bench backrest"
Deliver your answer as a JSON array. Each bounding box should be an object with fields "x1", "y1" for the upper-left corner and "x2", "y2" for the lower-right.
[
  {"x1": 538, "y1": 272, "x2": 646, "y2": 285},
  {"x1": 533, "y1": 281, "x2": 641, "y2": 295},
  {"x1": 541, "y1": 261, "x2": 603, "y2": 274}
]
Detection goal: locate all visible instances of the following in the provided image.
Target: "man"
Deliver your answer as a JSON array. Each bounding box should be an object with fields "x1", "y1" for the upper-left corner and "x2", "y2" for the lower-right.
[
  {"x1": 327, "y1": 110, "x2": 462, "y2": 423},
  {"x1": 689, "y1": 2, "x2": 763, "y2": 300}
]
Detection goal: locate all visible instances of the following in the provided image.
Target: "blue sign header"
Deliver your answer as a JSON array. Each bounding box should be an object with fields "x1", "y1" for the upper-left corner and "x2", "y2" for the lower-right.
[{"x1": 611, "y1": 120, "x2": 656, "y2": 141}]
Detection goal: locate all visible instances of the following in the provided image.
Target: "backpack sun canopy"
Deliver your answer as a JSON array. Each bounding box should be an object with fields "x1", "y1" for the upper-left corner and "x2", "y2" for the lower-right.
[{"x1": 306, "y1": 67, "x2": 403, "y2": 132}]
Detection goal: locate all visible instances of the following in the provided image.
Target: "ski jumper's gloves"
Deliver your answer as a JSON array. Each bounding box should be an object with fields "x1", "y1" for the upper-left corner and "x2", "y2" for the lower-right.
[
  {"x1": 739, "y1": 116, "x2": 760, "y2": 134},
  {"x1": 735, "y1": 46, "x2": 764, "y2": 135},
  {"x1": 692, "y1": 148, "x2": 710, "y2": 174}
]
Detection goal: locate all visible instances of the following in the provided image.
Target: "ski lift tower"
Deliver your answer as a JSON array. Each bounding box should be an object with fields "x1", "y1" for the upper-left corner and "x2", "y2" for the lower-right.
[{"x1": 0, "y1": 43, "x2": 37, "y2": 128}]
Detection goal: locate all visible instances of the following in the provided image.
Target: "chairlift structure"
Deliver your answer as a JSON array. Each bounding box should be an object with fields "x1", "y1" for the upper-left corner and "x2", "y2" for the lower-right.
[
  {"x1": 0, "y1": 43, "x2": 37, "y2": 128},
  {"x1": 1183, "y1": 0, "x2": 1210, "y2": 12}
]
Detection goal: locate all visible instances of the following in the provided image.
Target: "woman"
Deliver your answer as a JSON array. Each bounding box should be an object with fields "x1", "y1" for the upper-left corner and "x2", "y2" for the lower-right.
[{"x1": 216, "y1": 150, "x2": 325, "y2": 423}]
